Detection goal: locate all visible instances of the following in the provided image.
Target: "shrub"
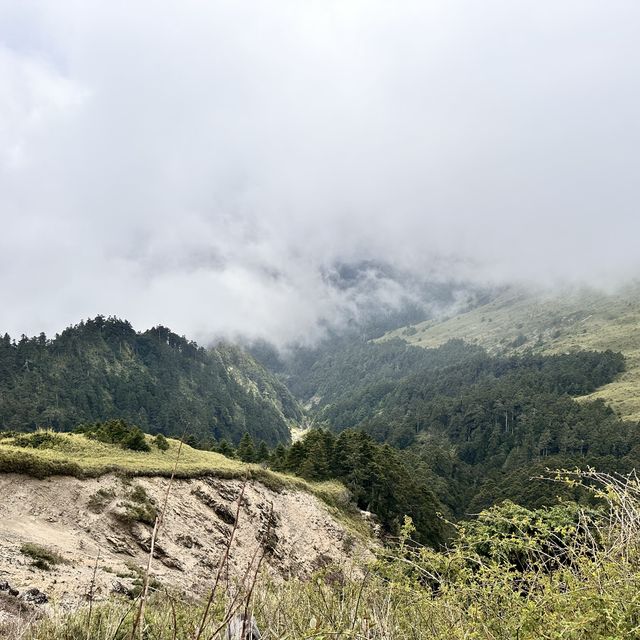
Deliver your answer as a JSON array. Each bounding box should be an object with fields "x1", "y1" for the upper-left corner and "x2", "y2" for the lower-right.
[
  {"x1": 114, "y1": 484, "x2": 158, "y2": 526},
  {"x1": 21, "y1": 543, "x2": 67, "y2": 571},
  {"x1": 87, "y1": 488, "x2": 116, "y2": 514},
  {"x1": 12, "y1": 431, "x2": 66, "y2": 450},
  {"x1": 75, "y1": 420, "x2": 150, "y2": 452},
  {"x1": 154, "y1": 433, "x2": 169, "y2": 452}
]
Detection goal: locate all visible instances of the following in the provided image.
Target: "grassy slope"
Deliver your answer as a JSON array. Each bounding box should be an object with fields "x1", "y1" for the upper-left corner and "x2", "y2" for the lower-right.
[
  {"x1": 381, "y1": 282, "x2": 640, "y2": 421},
  {"x1": 0, "y1": 432, "x2": 362, "y2": 532}
]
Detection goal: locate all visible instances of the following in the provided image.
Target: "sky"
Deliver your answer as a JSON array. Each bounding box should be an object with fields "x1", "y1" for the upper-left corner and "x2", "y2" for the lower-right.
[{"x1": 1, "y1": 1, "x2": 640, "y2": 345}]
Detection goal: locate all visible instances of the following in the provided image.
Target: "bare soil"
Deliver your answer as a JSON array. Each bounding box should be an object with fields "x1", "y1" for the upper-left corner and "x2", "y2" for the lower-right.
[{"x1": 0, "y1": 473, "x2": 374, "y2": 610}]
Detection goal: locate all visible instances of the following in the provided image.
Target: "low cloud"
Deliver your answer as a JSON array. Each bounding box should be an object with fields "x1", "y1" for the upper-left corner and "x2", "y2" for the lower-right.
[{"x1": 2, "y1": 1, "x2": 640, "y2": 345}]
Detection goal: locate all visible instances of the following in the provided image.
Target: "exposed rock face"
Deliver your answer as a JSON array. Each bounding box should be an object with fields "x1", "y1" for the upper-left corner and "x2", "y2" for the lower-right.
[{"x1": 0, "y1": 474, "x2": 373, "y2": 606}]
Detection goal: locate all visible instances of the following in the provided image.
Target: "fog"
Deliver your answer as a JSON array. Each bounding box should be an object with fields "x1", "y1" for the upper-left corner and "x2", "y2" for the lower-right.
[{"x1": 2, "y1": 1, "x2": 640, "y2": 345}]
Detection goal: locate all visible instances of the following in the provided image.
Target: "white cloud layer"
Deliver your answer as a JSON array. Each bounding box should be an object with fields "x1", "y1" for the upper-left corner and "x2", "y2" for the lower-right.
[{"x1": 1, "y1": 1, "x2": 640, "y2": 344}]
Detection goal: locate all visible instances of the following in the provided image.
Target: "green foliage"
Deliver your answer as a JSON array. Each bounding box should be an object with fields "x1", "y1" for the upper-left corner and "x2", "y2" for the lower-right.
[
  {"x1": 457, "y1": 500, "x2": 602, "y2": 572},
  {"x1": 215, "y1": 439, "x2": 235, "y2": 458},
  {"x1": 117, "y1": 484, "x2": 157, "y2": 525},
  {"x1": 275, "y1": 429, "x2": 447, "y2": 547},
  {"x1": 75, "y1": 419, "x2": 151, "y2": 452},
  {"x1": 0, "y1": 317, "x2": 300, "y2": 446},
  {"x1": 256, "y1": 440, "x2": 270, "y2": 462},
  {"x1": 237, "y1": 432, "x2": 257, "y2": 462},
  {"x1": 87, "y1": 487, "x2": 116, "y2": 513},
  {"x1": 153, "y1": 433, "x2": 169, "y2": 451},
  {"x1": 20, "y1": 543, "x2": 67, "y2": 571},
  {"x1": 12, "y1": 431, "x2": 66, "y2": 450},
  {"x1": 281, "y1": 337, "x2": 485, "y2": 404},
  {"x1": 280, "y1": 333, "x2": 632, "y2": 519}
]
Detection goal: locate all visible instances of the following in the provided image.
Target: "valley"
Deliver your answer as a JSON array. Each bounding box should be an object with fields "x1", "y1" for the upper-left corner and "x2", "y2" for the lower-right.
[{"x1": 2, "y1": 287, "x2": 640, "y2": 638}]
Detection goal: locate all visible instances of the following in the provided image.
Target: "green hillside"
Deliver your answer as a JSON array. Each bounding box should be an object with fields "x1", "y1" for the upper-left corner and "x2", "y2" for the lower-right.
[
  {"x1": 0, "y1": 317, "x2": 303, "y2": 445},
  {"x1": 381, "y1": 283, "x2": 640, "y2": 421}
]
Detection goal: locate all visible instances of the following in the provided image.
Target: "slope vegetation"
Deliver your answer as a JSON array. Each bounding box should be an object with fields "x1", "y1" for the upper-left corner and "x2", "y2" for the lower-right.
[
  {"x1": 382, "y1": 283, "x2": 640, "y2": 421},
  {"x1": 0, "y1": 317, "x2": 303, "y2": 445}
]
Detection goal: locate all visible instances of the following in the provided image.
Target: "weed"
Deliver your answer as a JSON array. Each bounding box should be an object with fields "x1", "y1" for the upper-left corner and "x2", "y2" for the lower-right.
[
  {"x1": 21, "y1": 543, "x2": 67, "y2": 571},
  {"x1": 87, "y1": 488, "x2": 116, "y2": 514},
  {"x1": 13, "y1": 431, "x2": 66, "y2": 450}
]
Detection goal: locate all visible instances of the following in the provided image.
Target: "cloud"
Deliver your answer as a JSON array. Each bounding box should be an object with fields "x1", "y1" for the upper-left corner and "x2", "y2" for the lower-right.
[{"x1": 1, "y1": 1, "x2": 640, "y2": 344}]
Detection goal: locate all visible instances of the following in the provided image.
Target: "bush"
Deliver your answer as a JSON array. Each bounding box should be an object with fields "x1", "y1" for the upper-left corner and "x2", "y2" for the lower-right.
[
  {"x1": 75, "y1": 420, "x2": 150, "y2": 452},
  {"x1": 12, "y1": 431, "x2": 66, "y2": 450},
  {"x1": 87, "y1": 488, "x2": 116, "y2": 514},
  {"x1": 154, "y1": 433, "x2": 169, "y2": 452},
  {"x1": 114, "y1": 484, "x2": 158, "y2": 525},
  {"x1": 21, "y1": 543, "x2": 67, "y2": 571}
]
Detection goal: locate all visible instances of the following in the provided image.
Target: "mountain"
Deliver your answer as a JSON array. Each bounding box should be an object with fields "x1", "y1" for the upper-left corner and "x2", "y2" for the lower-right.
[
  {"x1": 270, "y1": 285, "x2": 640, "y2": 521},
  {"x1": 0, "y1": 316, "x2": 303, "y2": 445},
  {"x1": 381, "y1": 282, "x2": 640, "y2": 422}
]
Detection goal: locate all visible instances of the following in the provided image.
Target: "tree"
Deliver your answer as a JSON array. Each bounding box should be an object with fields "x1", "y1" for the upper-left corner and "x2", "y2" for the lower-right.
[
  {"x1": 217, "y1": 439, "x2": 235, "y2": 458},
  {"x1": 256, "y1": 440, "x2": 270, "y2": 463},
  {"x1": 154, "y1": 433, "x2": 170, "y2": 452},
  {"x1": 237, "y1": 432, "x2": 257, "y2": 463}
]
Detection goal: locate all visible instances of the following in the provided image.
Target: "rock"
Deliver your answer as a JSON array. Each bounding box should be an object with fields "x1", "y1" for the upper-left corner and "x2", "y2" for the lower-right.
[
  {"x1": 21, "y1": 588, "x2": 48, "y2": 605},
  {"x1": 176, "y1": 533, "x2": 201, "y2": 549},
  {"x1": 204, "y1": 479, "x2": 242, "y2": 504},
  {"x1": 0, "y1": 591, "x2": 38, "y2": 621},
  {"x1": 160, "y1": 556, "x2": 184, "y2": 571},
  {"x1": 256, "y1": 504, "x2": 280, "y2": 556},
  {"x1": 0, "y1": 581, "x2": 20, "y2": 597},
  {"x1": 104, "y1": 534, "x2": 135, "y2": 556},
  {"x1": 192, "y1": 487, "x2": 237, "y2": 525},
  {"x1": 111, "y1": 580, "x2": 133, "y2": 599}
]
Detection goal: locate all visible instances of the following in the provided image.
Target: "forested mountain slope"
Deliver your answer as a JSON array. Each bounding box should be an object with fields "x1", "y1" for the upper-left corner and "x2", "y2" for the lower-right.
[
  {"x1": 0, "y1": 317, "x2": 302, "y2": 445},
  {"x1": 382, "y1": 283, "x2": 640, "y2": 421},
  {"x1": 271, "y1": 316, "x2": 636, "y2": 525},
  {"x1": 264, "y1": 291, "x2": 640, "y2": 517}
]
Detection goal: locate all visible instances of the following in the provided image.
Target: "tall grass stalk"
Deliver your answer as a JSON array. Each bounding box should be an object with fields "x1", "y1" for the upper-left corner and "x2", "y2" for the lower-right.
[{"x1": 131, "y1": 436, "x2": 185, "y2": 640}]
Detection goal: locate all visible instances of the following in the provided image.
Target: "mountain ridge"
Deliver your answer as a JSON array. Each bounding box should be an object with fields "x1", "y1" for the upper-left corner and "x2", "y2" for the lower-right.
[{"x1": 0, "y1": 316, "x2": 302, "y2": 445}]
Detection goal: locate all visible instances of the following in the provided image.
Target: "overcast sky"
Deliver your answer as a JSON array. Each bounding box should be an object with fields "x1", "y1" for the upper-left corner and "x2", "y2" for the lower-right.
[{"x1": 1, "y1": 1, "x2": 640, "y2": 345}]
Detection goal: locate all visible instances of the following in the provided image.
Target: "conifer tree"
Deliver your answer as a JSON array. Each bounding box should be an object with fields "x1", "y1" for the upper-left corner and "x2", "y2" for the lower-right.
[
  {"x1": 237, "y1": 432, "x2": 257, "y2": 462},
  {"x1": 256, "y1": 440, "x2": 270, "y2": 462}
]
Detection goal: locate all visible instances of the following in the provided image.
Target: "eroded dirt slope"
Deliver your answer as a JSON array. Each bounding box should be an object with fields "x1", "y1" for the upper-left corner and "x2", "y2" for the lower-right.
[{"x1": 0, "y1": 474, "x2": 373, "y2": 607}]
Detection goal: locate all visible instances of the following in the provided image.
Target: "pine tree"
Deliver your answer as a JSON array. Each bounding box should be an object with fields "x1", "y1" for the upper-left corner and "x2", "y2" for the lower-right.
[
  {"x1": 217, "y1": 439, "x2": 235, "y2": 458},
  {"x1": 256, "y1": 440, "x2": 270, "y2": 462},
  {"x1": 237, "y1": 432, "x2": 257, "y2": 463}
]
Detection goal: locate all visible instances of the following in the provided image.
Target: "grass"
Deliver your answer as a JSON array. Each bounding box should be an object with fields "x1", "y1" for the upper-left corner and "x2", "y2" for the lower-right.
[
  {"x1": 20, "y1": 543, "x2": 67, "y2": 571},
  {"x1": 10, "y1": 471, "x2": 640, "y2": 639},
  {"x1": 0, "y1": 430, "x2": 366, "y2": 536},
  {"x1": 380, "y1": 282, "x2": 640, "y2": 421}
]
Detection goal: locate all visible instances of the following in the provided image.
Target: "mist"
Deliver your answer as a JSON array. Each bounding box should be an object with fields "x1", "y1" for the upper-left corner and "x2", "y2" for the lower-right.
[{"x1": 2, "y1": 1, "x2": 640, "y2": 345}]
